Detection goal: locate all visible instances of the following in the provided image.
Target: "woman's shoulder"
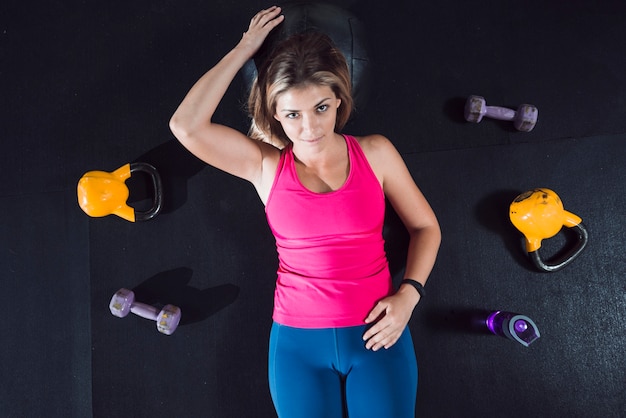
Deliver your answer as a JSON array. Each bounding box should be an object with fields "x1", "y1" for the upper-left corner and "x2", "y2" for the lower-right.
[
  {"x1": 349, "y1": 134, "x2": 401, "y2": 184},
  {"x1": 351, "y1": 133, "x2": 397, "y2": 157}
]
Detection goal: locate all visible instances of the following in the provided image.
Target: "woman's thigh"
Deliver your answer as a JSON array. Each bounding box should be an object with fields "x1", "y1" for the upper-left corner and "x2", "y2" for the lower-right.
[
  {"x1": 268, "y1": 323, "x2": 345, "y2": 418},
  {"x1": 341, "y1": 326, "x2": 418, "y2": 418},
  {"x1": 268, "y1": 323, "x2": 417, "y2": 418}
]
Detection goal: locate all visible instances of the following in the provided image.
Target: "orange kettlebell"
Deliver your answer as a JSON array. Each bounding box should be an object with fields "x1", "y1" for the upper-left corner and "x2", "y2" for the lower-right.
[
  {"x1": 509, "y1": 188, "x2": 588, "y2": 272},
  {"x1": 77, "y1": 162, "x2": 163, "y2": 222}
]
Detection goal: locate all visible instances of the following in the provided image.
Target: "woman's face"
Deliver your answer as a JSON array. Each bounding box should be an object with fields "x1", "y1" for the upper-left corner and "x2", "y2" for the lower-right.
[{"x1": 274, "y1": 84, "x2": 341, "y2": 146}]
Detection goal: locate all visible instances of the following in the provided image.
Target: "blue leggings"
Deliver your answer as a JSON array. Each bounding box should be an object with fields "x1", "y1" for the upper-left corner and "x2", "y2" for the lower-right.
[{"x1": 268, "y1": 322, "x2": 418, "y2": 418}]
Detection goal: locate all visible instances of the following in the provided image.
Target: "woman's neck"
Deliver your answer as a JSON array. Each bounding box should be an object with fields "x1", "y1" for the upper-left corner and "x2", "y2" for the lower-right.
[
  {"x1": 292, "y1": 133, "x2": 346, "y2": 168},
  {"x1": 292, "y1": 134, "x2": 349, "y2": 193}
]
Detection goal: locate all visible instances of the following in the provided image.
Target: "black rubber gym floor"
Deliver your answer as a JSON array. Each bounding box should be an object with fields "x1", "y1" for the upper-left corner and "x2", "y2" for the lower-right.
[{"x1": 2, "y1": 1, "x2": 625, "y2": 417}]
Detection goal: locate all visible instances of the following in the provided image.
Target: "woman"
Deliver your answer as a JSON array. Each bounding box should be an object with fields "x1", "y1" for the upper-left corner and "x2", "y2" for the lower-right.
[{"x1": 170, "y1": 6, "x2": 441, "y2": 417}]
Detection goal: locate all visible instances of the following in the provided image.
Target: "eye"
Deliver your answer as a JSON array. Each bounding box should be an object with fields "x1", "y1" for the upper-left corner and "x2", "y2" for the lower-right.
[
  {"x1": 286, "y1": 112, "x2": 299, "y2": 119},
  {"x1": 317, "y1": 104, "x2": 329, "y2": 112}
]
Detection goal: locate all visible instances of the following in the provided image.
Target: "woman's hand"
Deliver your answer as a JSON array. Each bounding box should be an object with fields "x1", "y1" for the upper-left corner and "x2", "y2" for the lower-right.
[
  {"x1": 237, "y1": 6, "x2": 284, "y2": 58},
  {"x1": 362, "y1": 288, "x2": 420, "y2": 351}
]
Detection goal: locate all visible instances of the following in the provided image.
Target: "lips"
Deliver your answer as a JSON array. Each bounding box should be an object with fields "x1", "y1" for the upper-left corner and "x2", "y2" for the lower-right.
[{"x1": 301, "y1": 136, "x2": 323, "y2": 143}]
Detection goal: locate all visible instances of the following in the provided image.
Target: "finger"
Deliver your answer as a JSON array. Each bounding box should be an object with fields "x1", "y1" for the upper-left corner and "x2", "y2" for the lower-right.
[
  {"x1": 362, "y1": 322, "x2": 380, "y2": 343},
  {"x1": 262, "y1": 8, "x2": 283, "y2": 29},
  {"x1": 248, "y1": 7, "x2": 271, "y2": 28},
  {"x1": 248, "y1": 9, "x2": 283, "y2": 37},
  {"x1": 373, "y1": 327, "x2": 402, "y2": 351},
  {"x1": 264, "y1": 12, "x2": 284, "y2": 29},
  {"x1": 367, "y1": 332, "x2": 388, "y2": 351},
  {"x1": 382, "y1": 333, "x2": 400, "y2": 350},
  {"x1": 254, "y1": 6, "x2": 279, "y2": 18},
  {"x1": 364, "y1": 321, "x2": 392, "y2": 350},
  {"x1": 253, "y1": 6, "x2": 282, "y2": 25},
  {"x1": 367, "y1": 336, "x2": 385, "y2": 351},
  {"x1": 364, "y1": 301, "x2": 386, "y2": 324}
]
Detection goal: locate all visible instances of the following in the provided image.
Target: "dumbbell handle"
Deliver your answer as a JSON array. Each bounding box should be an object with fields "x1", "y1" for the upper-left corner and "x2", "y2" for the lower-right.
[
  {"x1": 130, "y1": 302, "x2": 159, "y2": 321},
  {"x1": 485, "y1": 106, "x2": 515, "y2": 121}
]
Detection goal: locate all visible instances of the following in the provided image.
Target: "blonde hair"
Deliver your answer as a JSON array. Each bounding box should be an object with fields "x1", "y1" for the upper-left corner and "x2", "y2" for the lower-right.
[{"x1": 247, "y1": 32, "x2": 353, "y2": 148}]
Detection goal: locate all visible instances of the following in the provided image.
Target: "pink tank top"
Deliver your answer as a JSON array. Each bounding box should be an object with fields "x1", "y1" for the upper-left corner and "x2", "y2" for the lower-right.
[{"x1": 265, "y1": 134, "x2": 392, "y2": 328}]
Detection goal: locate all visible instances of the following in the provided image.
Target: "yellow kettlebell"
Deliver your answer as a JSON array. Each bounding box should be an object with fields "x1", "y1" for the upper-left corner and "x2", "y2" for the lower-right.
[
  {"x1": 77, "y1": 162, "x2": 163, "y2": 222},
  {"x1": 509, "y1": 188, "x2": 588, "y2": 272}
]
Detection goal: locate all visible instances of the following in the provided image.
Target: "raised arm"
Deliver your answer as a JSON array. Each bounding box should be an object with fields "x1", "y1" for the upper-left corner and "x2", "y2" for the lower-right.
[{"x1": 169, "y1": 7, "x2": 284, "y2": 198}]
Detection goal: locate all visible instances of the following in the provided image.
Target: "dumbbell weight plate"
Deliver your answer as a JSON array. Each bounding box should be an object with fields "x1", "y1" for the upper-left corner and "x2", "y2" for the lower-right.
[
  {"x1": 464, "y1": 95, "x2": 486, "y2": 123},
  {"x1": 109, "y1": 288, "x2": 134, "y2": 317},
  {"x1": 514, "y1": 104, "x2": 538, "y2": 132},
  {"x1": 156, "y1": 304, "x2": 182, "y2": 335}
]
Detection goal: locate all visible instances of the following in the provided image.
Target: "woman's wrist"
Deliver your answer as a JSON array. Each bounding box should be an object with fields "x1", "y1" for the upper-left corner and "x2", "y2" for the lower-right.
[
  {"x1": 400, "y1": 279, "x2": 425, "y2": 303},
  {"x1": 230, "y1": 42, "x2": 257, "y2": 63}
]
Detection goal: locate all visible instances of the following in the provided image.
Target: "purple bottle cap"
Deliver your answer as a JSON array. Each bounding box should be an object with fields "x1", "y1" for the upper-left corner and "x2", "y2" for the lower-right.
[{"x1": 514, "y1": 319, "x2": 528, "y2": 333}]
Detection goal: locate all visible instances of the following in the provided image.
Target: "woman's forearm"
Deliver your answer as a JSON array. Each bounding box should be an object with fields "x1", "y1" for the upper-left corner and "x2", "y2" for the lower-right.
[
  {"x1": 401, "y1": 224, "x2": 441, "y2": 300},
  {"x1": 169, "y1": 45, "x2": 253, "y2": 139},
  {"x1": 170, "y1": 7, "x2": 284, "y2": 140}
]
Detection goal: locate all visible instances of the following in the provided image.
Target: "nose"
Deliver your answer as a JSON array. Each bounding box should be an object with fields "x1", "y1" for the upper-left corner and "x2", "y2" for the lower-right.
[{"x1": 300, "y1": 112, "x2": 319, "y2": 137}]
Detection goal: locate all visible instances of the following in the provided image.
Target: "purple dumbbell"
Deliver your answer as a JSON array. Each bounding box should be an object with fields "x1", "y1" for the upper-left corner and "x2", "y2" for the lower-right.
[
  {"x1": 109, "y1": 288, "x2": 181, "y2": 335},
  {"x1": 464, "y1": 95, "x2": 538, "y2": 132}
]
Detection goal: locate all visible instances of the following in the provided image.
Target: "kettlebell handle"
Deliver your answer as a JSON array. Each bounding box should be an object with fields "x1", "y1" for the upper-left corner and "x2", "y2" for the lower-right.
[
  {"x1": 528, "y1": 222, "x2": 589, "y2": 272},
  {"x1": 130, "y1": 162, "x2": 163, "y2": 221}
]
